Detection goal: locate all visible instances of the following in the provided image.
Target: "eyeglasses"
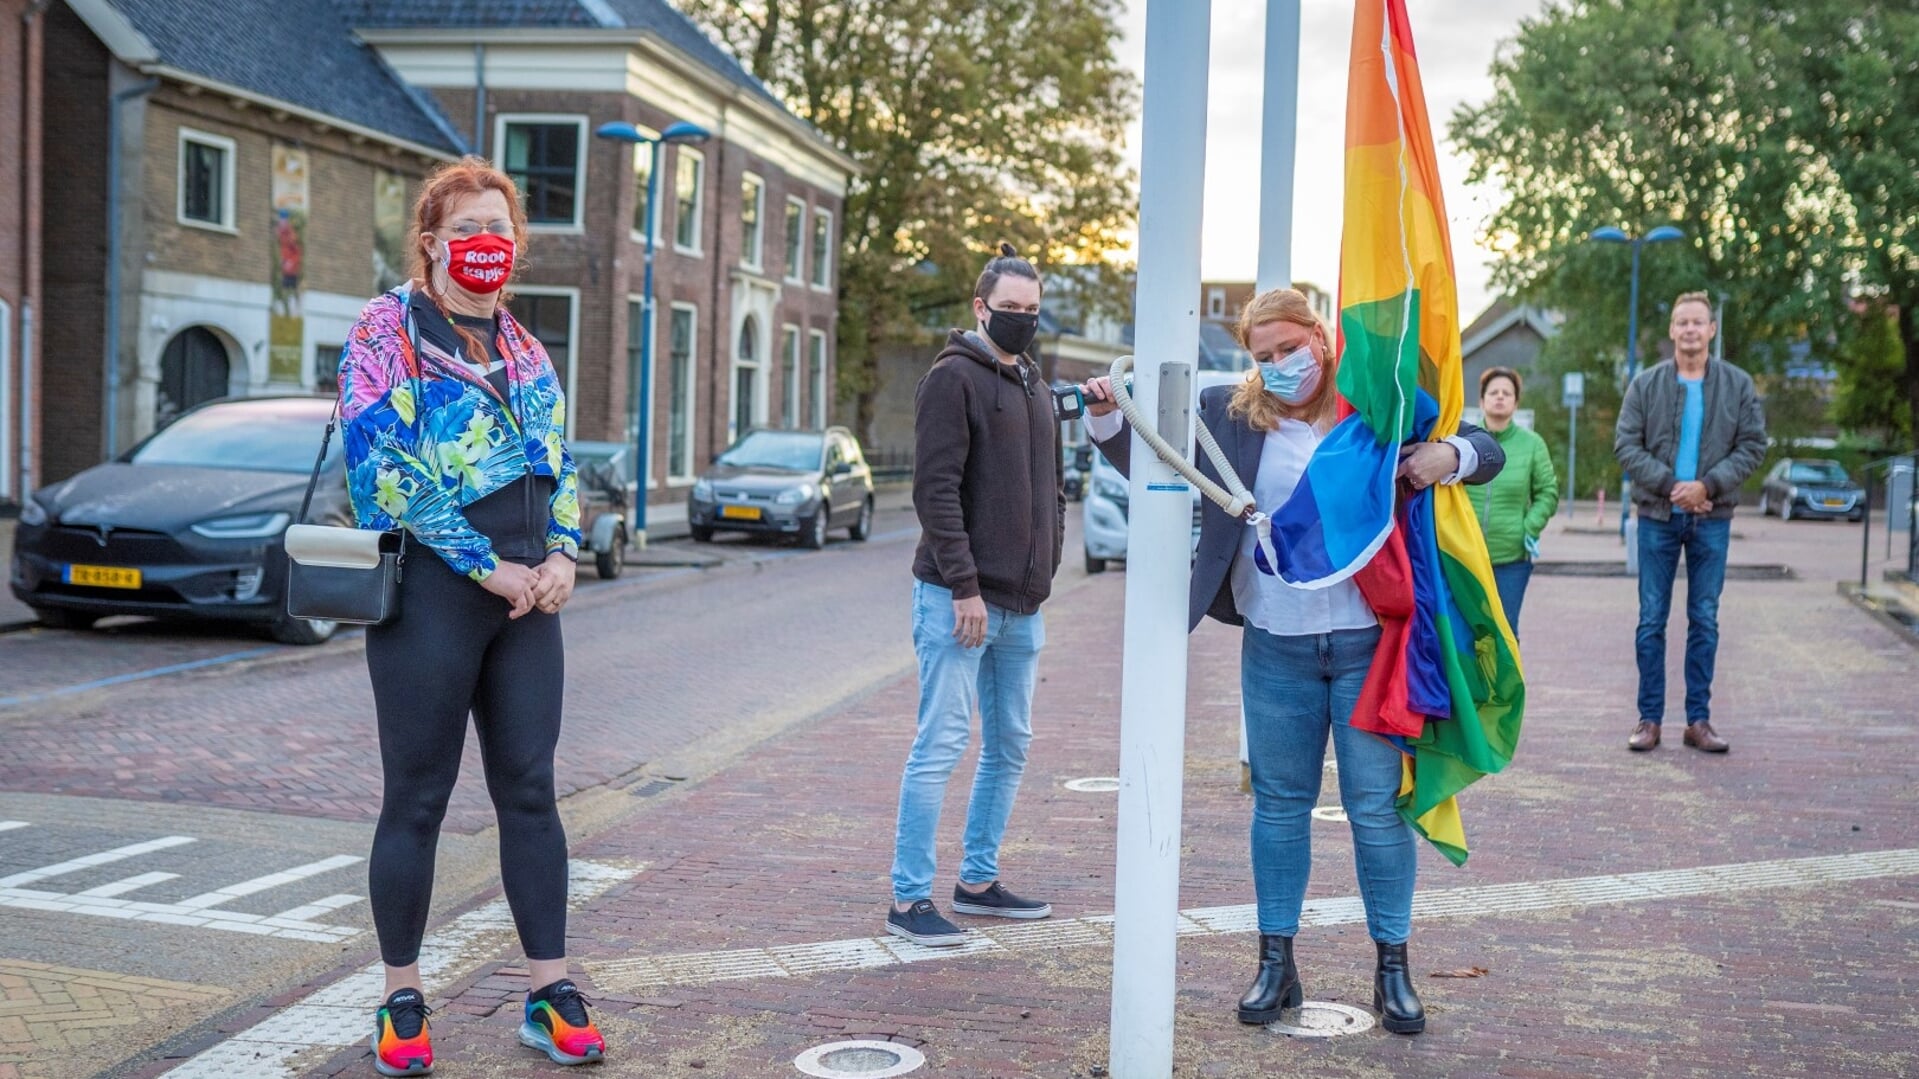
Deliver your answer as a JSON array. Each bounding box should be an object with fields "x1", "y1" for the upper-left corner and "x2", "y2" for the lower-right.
[{"x1": 439, "y1": 221, "x2": 514, "y2": 239}]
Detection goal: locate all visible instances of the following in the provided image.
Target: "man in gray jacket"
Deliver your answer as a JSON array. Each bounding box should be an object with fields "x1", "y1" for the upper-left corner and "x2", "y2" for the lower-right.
[{"x1": 1614, "y1": 291, "x2": 1768, "y2": 753}]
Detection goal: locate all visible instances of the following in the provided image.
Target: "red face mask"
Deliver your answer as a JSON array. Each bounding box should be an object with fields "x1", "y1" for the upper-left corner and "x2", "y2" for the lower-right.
[{"x1": 439, "y1": 233, "x2": 515, "y2": 294}]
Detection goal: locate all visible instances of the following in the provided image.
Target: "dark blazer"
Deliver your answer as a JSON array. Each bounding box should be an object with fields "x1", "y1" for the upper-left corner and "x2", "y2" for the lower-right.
[{"x1": 1096, "y1": 385, "x2": 1505, "y2": 631}]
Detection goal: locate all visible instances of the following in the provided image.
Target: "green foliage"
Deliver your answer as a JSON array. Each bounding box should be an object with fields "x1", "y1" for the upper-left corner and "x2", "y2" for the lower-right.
[
  {"x1": 1450, "y1": 0, "x2": 1919, "y2": 443},
  {"x1": 678, "y1": 0, "x2": 1139, "y2": 439},
  {"x1": 1834, "y1": 304, "x2": 1912, "y2": 444}
]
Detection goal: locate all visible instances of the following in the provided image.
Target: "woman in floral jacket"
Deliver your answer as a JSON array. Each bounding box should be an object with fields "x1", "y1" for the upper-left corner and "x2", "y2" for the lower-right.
[{"x1": 336, "y1": 157, "x2": 605, "y2": 1076}]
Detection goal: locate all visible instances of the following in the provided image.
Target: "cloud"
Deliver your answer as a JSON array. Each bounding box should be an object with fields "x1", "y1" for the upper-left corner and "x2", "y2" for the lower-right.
[{"x1": 1112, "y1": 0, "x2": 1545, "y2": 322}]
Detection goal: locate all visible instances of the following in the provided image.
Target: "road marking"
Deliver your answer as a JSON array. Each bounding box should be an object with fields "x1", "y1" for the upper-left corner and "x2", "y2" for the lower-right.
[
  {"x1": 0, "y1": 820, "x2": 29, "y2": 833},
  {"x1": 175, "y1": 855, "x2": 364, "y2": 910},
  {"x1": 587, "y1": 847, "x2": 1919, "y2": 994},
  {"x1": 157, "y1": 859, "x2": 642, "y2": 1079},
  {"x1": 74, "y1": 871, "x2": 181, "y2": 898},
  {"x1": 0, "y1": 835, "x2": 197, "y2": 888},
  {"x1": 0, "y1": 829, "x2": 364, "y2": 940}
]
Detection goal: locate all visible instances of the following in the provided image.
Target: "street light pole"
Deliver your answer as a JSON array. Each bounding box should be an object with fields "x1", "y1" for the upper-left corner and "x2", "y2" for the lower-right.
[
  {"x1": 596, "y1": 120, "x2": 711, "y2": 548},
  {"x1": 1588, "y1": 224, "x2": 1684, "y2": 538}
]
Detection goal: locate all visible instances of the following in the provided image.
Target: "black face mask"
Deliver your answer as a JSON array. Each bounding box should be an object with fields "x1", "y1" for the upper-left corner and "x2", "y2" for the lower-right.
[{"x1": 982, "y1": 308, "x2": 1040, "y2": 357}]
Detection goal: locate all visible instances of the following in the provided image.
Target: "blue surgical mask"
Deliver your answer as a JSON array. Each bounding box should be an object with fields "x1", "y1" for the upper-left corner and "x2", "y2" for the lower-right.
[{"x1": 1259, "y1": 345, "x2": 1322, "y2": 404}]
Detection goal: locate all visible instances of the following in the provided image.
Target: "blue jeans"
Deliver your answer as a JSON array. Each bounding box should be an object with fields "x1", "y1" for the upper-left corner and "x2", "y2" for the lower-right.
[
  {"x1": 1241, "y1": 624, "x2": 1414, "y2": 944},
  {"x1": 891, "y1": 581, "x2": 1045, "y2": 902},
  {"x1": 1635, "y1": 513, "x2": 1731, "y2": 725},
  {"x1": 1490, "y1": 560, "x2": 1534, "y2": 636}
]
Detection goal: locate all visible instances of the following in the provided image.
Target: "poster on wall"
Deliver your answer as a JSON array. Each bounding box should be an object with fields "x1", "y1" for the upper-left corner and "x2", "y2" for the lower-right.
[
  {"x1": 268, "y1": 144, "x2": 309, "y2": 384},
  {"x1": 373, "y1": 170, "x2": 409, "y2": 293}
]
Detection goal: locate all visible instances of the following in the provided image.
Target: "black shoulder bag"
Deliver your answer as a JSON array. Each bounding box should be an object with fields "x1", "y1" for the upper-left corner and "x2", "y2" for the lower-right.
[{"x1": 282, "y1": 315, "x2": 424, "y2": 625}]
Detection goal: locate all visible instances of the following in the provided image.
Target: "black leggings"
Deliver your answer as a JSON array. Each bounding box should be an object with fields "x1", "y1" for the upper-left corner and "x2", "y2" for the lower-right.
[{"x1": 365, "y1": 551, "x2": 568, "y2": 966}]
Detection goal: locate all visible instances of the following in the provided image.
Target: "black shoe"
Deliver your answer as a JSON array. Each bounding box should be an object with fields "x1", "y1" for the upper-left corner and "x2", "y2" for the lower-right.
[
  {"x1": 1373, "y1": 940, "x2": 1426, "y2": 1034},
  {"x1": 887, "y1": 899, "x2": 968, "y2": 946},
  {"x1": 1236, "y1": 934, "x2": 1302, "y2": 1025},
  {"x1": 950, "y1": 881, "x2": 1052, "y2": 920}
]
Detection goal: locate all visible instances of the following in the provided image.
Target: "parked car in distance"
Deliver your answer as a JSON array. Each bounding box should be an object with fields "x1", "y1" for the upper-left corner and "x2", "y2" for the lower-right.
[
  {"x1": 1081, "y1": 370, "x2": 1242, "y2": 573},
  {"x1": 565, "y1": 441, "x2": 632, "y2": 579},
  {"x1": 687, "y1": 427, "x2": 875, "y2": 549},
  {"x1": 1758, "y1": 457, "x2": 1864, "y2": 522},
  {"x1": 9, "y1": 396, "x2": 346, "y2": 644}
]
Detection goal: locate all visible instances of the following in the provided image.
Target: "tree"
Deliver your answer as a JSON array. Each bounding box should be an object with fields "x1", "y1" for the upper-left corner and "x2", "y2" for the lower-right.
[
  {"x1": 1449, "y1": 0, "x2": 1919, "y2": 443},
  {"x1": 678, "y1": 0, "x2": 1139, "y2": 441},
  {"x1": 1835, "y1": 302, "x2": 1912, "y2": 445}
]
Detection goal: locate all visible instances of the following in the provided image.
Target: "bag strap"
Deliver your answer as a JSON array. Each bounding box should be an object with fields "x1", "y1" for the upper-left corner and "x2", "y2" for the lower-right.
[{"x1": 297, "y1": 312, "x2": 427, "y2": 527}]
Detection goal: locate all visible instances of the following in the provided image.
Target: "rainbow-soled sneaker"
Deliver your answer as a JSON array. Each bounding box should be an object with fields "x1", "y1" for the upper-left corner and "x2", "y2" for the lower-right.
[
  {"x1": 371, "y1": 988, "x2": 433, "y2": 1076},
  {"x1": 518, "y1": 979, "x2": 606, "y2": 1066}
]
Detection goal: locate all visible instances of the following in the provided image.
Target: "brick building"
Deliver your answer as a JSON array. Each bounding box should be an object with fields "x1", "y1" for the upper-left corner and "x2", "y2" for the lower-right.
[
  {"x1": 0, "y1": 0, "x2": 45, "y2": 506},
  {"x1": 12, "y1": 0, "x2": 854, "y2": 521}
]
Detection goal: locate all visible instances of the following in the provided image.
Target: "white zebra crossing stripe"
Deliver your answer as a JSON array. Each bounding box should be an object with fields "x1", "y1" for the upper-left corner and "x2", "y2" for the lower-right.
[
  {"x1": 0, "y1": 835, "x2": 197, "y2": 889},
  {"x1": 0, "y1": 828, "x2": 362, "y2": 940},
  {"x1": 586, "y1": 847, "x2": 1919, "y2": 994},
  {"x1": 0, "y1": 821, "x2": 29, "y2": 833},
  {"x1": 158, "y1": 859, "x2": 642, "y2": 1079}
]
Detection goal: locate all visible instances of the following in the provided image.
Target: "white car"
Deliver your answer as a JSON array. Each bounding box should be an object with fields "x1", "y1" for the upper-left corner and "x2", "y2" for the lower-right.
[{"x1": 1082, "y1": 370, "x2": 1244, "y2": 573}]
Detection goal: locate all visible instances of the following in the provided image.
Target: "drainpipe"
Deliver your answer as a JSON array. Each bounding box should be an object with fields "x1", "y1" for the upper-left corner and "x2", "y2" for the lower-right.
[
  {"x1": 17, "y1": 0, "x2": 50, "y2": 496},
  {"x1": 102, "y1": 75, "x2": 158, "y2": 461},
  {"x1": 473, "y1": 43, "x2": 486, "y2": 158}
]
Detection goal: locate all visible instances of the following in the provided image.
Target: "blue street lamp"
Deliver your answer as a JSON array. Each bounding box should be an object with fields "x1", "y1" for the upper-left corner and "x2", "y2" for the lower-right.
[
  {"x1": 1588, "y1": 224, "x2": 1685, "y2": 536},
  {"x1": 595, "y1": 119, "x2": 711, "y2": 546}
]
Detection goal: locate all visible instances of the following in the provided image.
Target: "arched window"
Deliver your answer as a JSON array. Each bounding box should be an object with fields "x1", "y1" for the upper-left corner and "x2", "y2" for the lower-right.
[{"x1": 157, "y1": 327, "x2": 231, "y2": 427}]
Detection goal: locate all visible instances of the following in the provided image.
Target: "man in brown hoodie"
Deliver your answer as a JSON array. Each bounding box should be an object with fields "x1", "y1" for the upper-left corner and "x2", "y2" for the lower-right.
[{"x1": 887, "y1": 246, "x2": 1065, "y2": 947}]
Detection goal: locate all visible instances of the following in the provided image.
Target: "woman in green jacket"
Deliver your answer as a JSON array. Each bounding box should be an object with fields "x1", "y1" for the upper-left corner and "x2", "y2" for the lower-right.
[{"x1": 1466, "y1": 367, "x2": 1559, "y2": 634}]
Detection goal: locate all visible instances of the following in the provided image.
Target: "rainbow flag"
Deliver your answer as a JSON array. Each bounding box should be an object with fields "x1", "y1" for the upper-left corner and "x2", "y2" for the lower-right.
[{"x1": 1285, "y1": 0, "x2": 1525, "y2": 865}]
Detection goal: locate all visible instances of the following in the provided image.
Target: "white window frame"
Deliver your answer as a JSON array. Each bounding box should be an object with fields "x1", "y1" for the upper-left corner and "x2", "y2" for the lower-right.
[
  {"x1": 810, "y1": 208, "x2": 835, "y2": 292},
  {"x1": 1207, "y1": 287, "x2": 1226, "y2": 319},
  {"x1": 177, "y1": 127, "x2": 238, "y2": 233},
  {"x1": 807, "y1": 328, "x2": 829, "y2": 429},
  {"x1": 666, "y1": 302, "x2": 701, "y2": 483},
  {"x1": 673, "y1": 146, "x2": 706, "y2": 256},
  {"x1": 493, "y1": 113, "x2": 588, "y2": 232},
  {"x1": 0, "y1": 298, "x2": 11, "y2": 499},
  {"x1": 509, "y1": 285, "x2": 581, "y2": 433},
  {"x1": 627, "y1": 130, "x2": 662, "y2": 245},
  {"x1": 739, "y1": 172, "x2": 766, "y2": 272},
  {"x1": 622, "y1": 293, "x2": 663, "y2": 490},
  {"x1": 730, "y1": 315, "x2": 768, "y2": 444},
  {"x1": 784, "y1": 196, "x2": 807, "y2": 285},
  {"x1": 780, "y1": 323, "x2": 801, "y2": 429}
]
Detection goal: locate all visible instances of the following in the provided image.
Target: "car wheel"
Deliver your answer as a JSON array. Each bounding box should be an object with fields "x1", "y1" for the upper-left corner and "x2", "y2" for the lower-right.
[
  {"x1": 1781, "y1": 499, "x2": 1794, "y2": 522},
  {"x1": 32, "y1": 607, "x2": 97, "y2": 631},
  {"x1": 849, "y1": 497, "x2": 874, "y2": 542},
  {"x1": 689, "y1": 524, "x2": 714, "y2": 543},
  {"x1": 269, "y1": 615, "x2": 338, "y2": 646},
  {"x1": 596, "y1": 527, "x2": 625, "y2": 579},
  {"x1": 1086, "y1": 549, "x2": 1108, "y2": 574},
  {"x1": 801, "y1": 507, "x2": 829, "y2": 550}
]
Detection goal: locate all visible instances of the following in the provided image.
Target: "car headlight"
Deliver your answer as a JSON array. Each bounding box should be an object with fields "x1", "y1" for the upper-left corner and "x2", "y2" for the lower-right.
[
  {"x1": 1787, "y1": 486, "x2": 1799, "y2": 501},
  {"x1": 692, "y1": 479, "x2": 714, "y2": 501},
  {"x1": 1095, "y1": 478, "x2": 1128, "y2": 502},
  {"x1": 18, "y1": 497, "x2": 47, "y2": 527},
  {"x1": 775, "y1": 483, "x2": 817, "y2": 505},
  {"x1": 191, "y1": 511, "x2": 291, "y2": 539}
]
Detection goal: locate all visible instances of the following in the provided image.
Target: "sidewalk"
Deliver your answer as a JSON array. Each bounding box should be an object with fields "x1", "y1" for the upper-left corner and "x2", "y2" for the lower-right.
[{"x1": 190, "y1": 509, "x2": 1919, "y2": 1077}]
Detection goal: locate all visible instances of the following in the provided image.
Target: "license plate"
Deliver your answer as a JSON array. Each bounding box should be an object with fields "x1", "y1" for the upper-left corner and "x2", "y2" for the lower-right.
[
  {"x1": 1823, "y1": 499, "x2": 1845, "y2": 507},
  {"x1": 720, "y1": 505, "x2": 762, "y2": 521},
  {"x1": 65, "y1": 564, "x2": 142, "y2": 589}
]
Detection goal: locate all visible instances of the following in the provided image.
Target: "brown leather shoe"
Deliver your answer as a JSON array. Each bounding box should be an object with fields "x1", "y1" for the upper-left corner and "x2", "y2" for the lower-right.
[
  {"x1": 1627, "y1": 721, "x2": 1661, "y2": 751},
  {"x1": 1683, "y1": 722, "x2": 1729, "y2": 753}
]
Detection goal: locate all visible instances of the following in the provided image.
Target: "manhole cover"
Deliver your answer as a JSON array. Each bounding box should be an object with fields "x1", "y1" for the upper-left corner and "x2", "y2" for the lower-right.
[
  {"x1": 1064, "y1": 777, "x2": 1121, "y2": 793},
  {"x1": 795, "y1": 1040, "x2": 926, "y2": 1078},
  {"x1": 1310, "y1": 805, "x2": 1347, "y2": 823},
  {"x1": 1269, "y1": 1001, "x2": 1377, "y2": 1038}
]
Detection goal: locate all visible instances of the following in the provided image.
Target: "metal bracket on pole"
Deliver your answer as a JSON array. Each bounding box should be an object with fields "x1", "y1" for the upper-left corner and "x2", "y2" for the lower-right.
[{"x1": 1157, "y1": 363, "x2": 1192, "y2": 446}]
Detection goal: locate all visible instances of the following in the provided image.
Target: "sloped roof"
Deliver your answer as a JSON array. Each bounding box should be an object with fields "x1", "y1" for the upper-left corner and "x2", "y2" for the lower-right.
[
  {"x1": 72, "y1": 0, "x2": 466, "y2": 154},
  {"x1": 340, "y1": 0, "x2": 789, "y2": 113}
]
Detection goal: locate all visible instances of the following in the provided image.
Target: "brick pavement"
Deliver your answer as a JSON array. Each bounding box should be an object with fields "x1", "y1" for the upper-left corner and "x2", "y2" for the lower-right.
[
  {"x1": 0, "y1": 961, "x2": 228, "y2": 1079},
  {"x1": 239, "y1": 509, "x2": 1919, "y2": 1078}
]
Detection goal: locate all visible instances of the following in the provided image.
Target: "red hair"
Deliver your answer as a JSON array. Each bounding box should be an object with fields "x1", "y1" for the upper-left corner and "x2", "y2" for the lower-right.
[{"x1": 407, "y1": 156, "x2": 529, "y2": 360}]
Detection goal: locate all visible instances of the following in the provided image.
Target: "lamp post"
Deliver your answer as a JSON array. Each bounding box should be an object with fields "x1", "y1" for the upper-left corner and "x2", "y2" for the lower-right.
[
  {"x1": 1587, "y1": 224, "x2": 1684, "y2": 537},
  {"x1": 595, "y1": 119, "x2": 712, "y2": 547}
]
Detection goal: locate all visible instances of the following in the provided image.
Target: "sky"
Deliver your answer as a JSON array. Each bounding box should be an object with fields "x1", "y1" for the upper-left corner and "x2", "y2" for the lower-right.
[{"x1": 1111, "y1": 0, "x2": 1550, "y2": 324}]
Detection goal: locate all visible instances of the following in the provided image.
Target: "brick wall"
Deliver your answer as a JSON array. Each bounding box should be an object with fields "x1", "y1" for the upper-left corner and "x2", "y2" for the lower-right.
[
  {"x1": 0, "y1": 0, "x2": 44, "y2": 499},
  {"x1": 39, "y1": 3, "x2": 108, "y2": 483}
]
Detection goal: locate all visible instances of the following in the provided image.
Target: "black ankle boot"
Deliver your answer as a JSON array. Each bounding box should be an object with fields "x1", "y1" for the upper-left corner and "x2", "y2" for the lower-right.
[
  {"x1": 1236, "y1": 934, "x2": 1302, "y2": 1024},
  {"x1": 1372, "y1": 940, "x2": 1425, "y2": 1034}
]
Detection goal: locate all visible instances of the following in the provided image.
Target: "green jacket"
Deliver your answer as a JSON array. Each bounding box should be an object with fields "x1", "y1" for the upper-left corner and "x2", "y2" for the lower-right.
[{"x1": 1467, "y1": 422, "x2": 1559, "y2": 565}]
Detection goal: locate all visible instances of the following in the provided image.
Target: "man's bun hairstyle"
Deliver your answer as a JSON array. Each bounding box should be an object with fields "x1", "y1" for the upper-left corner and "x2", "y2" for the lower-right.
[{"x1": 975, "y1": 242, "x2": 1040, "y2": 302}]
